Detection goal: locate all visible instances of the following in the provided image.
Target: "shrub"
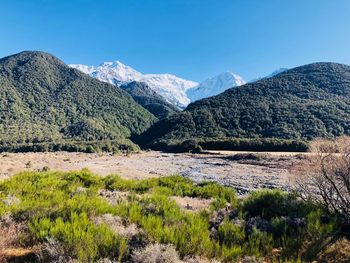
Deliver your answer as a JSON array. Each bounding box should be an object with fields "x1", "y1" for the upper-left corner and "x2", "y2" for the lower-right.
[
  {"x1": 0, "y1": 170, "x2": 339, "y2": 262},
  {"x1": 242, "y1": 189, "x2": 309, "y2": 220},
  {"x1": 30, "y1": 212, "x2": 126, "y2": 262},
  {"x1": 103, "y1": 175, "x2": 158, "y2": 193},
  {"x1": 244, "y1": 227, "x2": 273, "y2": 257},
  {"x1": 218, "y1": 219, "x2": 245, "y2": 247},
  {"x1": 293, "y1": 136, "x2": 350, "y2": 217},
  {"x1": 221, "y1": 245, "x2": 243, "y2": 263}
]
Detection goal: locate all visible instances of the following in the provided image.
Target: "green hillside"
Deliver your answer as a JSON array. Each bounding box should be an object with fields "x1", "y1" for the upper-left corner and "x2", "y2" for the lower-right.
[
  {"x1": 140, "y1": 62, "x2": 350, "y2": 150},
  {"x1": 0, "y1": 51, "x2": 156, "y2": 152},
  {"x1": 121, "y1": 81, "x2": 179, "y2": 119}
]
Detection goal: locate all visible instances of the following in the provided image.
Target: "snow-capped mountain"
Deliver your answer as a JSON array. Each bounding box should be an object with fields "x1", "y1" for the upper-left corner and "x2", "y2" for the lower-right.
[
  {"x1": 70, "y1": 61, "x2": 198, "y2": 108},
  {"x1": 186, "y1": 71, "x2": 245, "y2": 102}
]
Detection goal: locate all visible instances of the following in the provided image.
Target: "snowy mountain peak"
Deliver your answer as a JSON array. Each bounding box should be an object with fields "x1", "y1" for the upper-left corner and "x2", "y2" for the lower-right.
[
  {"x1": 100, "y1": 61, "x2": 122, "y2": 67},
  {"x1": 70, "y1": 61, "x2": 197, "y2": 108},
  {"x1": 186, "y1": 71, "x2": 245, "y2": 102}
]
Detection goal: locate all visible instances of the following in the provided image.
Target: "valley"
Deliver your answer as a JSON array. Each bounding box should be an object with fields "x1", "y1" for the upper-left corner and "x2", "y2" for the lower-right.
[
  {"x1": 2, "y1": 1, "x2": 350, "y2": 261},
  {"x1": 0, "y1": 151, "x2": 301, "y2": 194}
]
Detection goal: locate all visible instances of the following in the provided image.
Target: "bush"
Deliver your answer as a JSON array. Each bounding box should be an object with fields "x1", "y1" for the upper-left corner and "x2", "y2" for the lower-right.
[
  {"x1": 294, "y1": 136, "x2": 350, "y2": 217},
  {"x1": 242, "y1": 189, "x2": 310, "y2": 220},
  {"x1": 221, "y1": 245, "x2": 243, "y2": 263},
  {"x1": 0, "y1": 170, "x2": 342, "y2": 262},
  {"x1": 218, "y1": 219, "x2": 245, "y2": 247},
  {"x1": 244, "y1": 227, "x2": 273, "y2": 257},
  {"x1": 103, "y1": 175, "x2": 158, "y2": 193},
  {"x1": 30, "y1": 212, "x2": 127, "y2": 262}
]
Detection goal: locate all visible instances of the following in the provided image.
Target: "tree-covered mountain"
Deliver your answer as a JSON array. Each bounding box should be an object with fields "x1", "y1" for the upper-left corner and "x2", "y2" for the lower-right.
[
  {"x1": 140, "y1": 62, "x2": 350, "y2": 149},
  {"x1": 0, "y1": 51, "x2": 156, "y2": 152},
  {"x1": 121, "y1": 81, "x2": 179, "y2": 119}
]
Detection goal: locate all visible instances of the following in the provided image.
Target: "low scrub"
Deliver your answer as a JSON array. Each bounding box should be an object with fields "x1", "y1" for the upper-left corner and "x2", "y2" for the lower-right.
[{"x1": 0, "y1": 170, "x2": 347, "y2": 262}]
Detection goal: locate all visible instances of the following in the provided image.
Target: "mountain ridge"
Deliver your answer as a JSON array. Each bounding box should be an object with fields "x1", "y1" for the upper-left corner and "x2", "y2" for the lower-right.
[
  {"x1": 120, "y1": 81, "x2": 179, "y2": 119},
  {"x1": 139, "y1": 62, "x2": 350, "y2": 149},
  {"x1": 0, "y1": 51, "x2": 156, "y2": 152}
]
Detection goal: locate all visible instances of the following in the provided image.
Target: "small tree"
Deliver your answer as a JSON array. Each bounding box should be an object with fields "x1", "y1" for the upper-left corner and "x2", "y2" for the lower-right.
[{"x1": 292, "y1": 136, "x2": 350, "y2": 217}]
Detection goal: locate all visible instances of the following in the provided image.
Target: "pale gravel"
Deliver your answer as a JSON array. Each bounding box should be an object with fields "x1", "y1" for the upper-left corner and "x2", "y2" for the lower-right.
[{"x1": 0, "y1": 151, "x2": 302, "y2": 193}]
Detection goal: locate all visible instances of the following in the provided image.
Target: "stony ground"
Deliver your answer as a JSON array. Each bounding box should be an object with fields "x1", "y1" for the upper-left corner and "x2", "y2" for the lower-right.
[{"x1": 0, "y1": 151, "x2": 306, "y2": 193}]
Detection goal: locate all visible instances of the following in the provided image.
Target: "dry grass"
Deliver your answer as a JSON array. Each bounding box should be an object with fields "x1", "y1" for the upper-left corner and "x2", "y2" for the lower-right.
[
  {"x1": 316, "y1": 238, "x2": 350, "y2": 263},
  {"x1": 0, "y1": 216, "x2": 36, "y2": 262},
  {"x1": 131, "y1": 243, "x2": 181, "y2": 263},
  {"x1": 170, "y1": 196, "x2": 212, "y2": 211},
  {"x1": 98, "y1": 189, "x2": 130, "y2": 205},
  {"x1": 94, "y1": 214, "x2": 140, "y2": 239},
  {"x1": 0, "y1": 216, "x2": 26, "y2": 251}
]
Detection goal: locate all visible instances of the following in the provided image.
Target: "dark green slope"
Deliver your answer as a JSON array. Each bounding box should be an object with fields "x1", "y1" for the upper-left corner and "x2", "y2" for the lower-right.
[
  {"x1": 0, "y1": 51, "x2": 156, "y2": 152},
  {"x1": 140, "y1": 62, "x2": 350, "y2": 149},
  {"x1": 121, "y1": 81, "x2": 179, "y2": 119}
]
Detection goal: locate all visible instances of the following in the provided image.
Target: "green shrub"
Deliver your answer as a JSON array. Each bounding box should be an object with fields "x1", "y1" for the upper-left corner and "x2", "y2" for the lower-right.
[
  {"x1": 244, "y1": 227, "x2": 273, "y2": 257},
  {"x1": 218, "y1": 219, "x2": 245, "y2": 247},
  {"x1": 104, "y1": 175, "x2": 237, "y2": 207},
  {"x1": 30, "y1": 212, "x2": 126, "y2": 261},
  {"x1": 103, "y1": 175, "x2": 158, "y2": 193},
  {"x1": 0, "y1": 170, "x2": 338, "y2": 262},
  {"x1": 0, "y1": 201, "x2": 7, "y2": 217},
  {"x1": 306, "y1": 210, "x2": 338, "y2": 240},
  {"x1": 211, "y1": 197, "x2": 228, "y2": 211},
  {"x1": 242, "y1": 189, "x2": 310, "y2": 219},
  {"x1": 221, "y1": 245, "x2": 243, "y2": 262}
]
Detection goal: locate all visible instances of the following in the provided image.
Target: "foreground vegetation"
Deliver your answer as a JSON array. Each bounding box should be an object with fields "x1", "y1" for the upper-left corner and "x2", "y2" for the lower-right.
[{"x1": 1, "y1": 170, "x2": 349, "y2": 262}]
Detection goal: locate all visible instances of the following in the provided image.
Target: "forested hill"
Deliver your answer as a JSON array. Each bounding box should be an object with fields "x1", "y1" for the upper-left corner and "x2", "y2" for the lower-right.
[
  {"x1": 121, "y1": 81, "x2": 179, "y2": 119},
  {"x1": 140, "y1": 62, "x2": 350, "y2": 149},
  {"x1": 0, "y1": 51, "x2": 156, "y2": 152}
]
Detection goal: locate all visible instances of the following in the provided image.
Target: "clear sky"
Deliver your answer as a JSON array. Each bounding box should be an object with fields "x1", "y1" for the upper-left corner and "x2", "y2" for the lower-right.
[{"x1": 1, "y1": 0, "x2": 350, "y2": 82}]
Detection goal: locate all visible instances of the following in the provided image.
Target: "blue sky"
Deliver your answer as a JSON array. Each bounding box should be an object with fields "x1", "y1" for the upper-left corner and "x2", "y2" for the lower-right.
[{"x1": 1, "y1": 0, "x2": 350, "y2": 82}]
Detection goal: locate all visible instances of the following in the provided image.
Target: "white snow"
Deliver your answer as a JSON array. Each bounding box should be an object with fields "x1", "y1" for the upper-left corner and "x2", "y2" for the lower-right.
[
  {"x1": 186, "y1": 71, "x2": 246, "y2": 102},
  {"x1": 69, "y1": 61, "x2": 197, "y2": 108}
]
